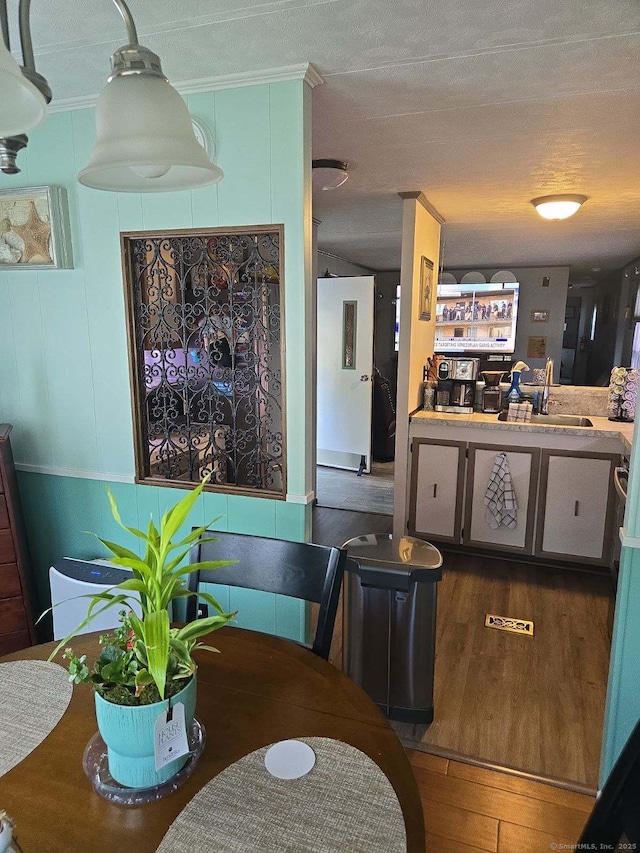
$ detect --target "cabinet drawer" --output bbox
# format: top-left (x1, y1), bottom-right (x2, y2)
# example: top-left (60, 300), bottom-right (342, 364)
top-left (0, 596), bottom-right (27, 635)
top-left (0, 630), bottom-right (31, 656)
top-left (0, 529), bottom-right (16, 564)
top-left (0, 563), bottom-right (22, 598)
top-left (0, 495), bottom-right (9, 529)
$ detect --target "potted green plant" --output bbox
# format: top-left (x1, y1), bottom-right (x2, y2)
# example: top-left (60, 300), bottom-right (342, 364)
top-left (45, 477), bottom-right (235, 789)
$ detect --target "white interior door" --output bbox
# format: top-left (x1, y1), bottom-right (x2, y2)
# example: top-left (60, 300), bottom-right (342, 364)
top-left (317, 276), bottom-right (375, 472)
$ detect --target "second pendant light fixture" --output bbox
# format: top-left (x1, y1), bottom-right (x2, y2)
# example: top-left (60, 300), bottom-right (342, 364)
top-left (1, 0), bottom-right (223, 192)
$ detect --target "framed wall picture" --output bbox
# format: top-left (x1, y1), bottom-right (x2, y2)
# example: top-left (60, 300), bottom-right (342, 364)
top-left (531, 309), bottom-right (549, 323)
top-left (419, 255), bottom-right (434, 320)
top-left (0, 186), bottom-right (73, 270)
top-left (527, 335), bottom-right (547, 358)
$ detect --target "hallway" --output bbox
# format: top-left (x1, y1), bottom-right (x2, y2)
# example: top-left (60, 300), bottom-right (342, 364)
top-left (315, 461), bottom-right (394, 515)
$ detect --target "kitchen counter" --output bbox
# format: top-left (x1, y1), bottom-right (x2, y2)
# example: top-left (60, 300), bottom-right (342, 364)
top-left (408, 409), bottom-right (629, 566)
top-left (411, 410), bottom-right (635, 453)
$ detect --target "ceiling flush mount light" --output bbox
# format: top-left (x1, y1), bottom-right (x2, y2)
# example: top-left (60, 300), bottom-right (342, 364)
top-left (312, 159), bottom-right (348, 190)
top-left (531, 194), bottom-right (587, 220)
top-left (0, 0), bottom-right (223, 191)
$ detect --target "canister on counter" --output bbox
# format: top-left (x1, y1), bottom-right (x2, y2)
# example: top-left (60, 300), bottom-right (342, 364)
top-left (423, 382), bottom-right (436, 411)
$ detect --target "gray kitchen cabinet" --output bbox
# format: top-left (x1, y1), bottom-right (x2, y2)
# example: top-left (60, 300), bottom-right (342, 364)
top-left (408, 438), bottom-right (466, 543)
top-left (535, 449), bottom-right (618, 565)
top-left (463, 443), bottom-right (540, 554)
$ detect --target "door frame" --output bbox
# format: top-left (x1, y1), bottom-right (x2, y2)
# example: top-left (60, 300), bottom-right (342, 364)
top-left (315, 273), bottom-right (376, 475)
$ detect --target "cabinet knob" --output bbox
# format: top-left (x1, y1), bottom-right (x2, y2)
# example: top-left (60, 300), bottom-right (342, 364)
top-left (574, 500), bottom-right (579, 517)
top-left (433, 483), bottom-right (438, 498)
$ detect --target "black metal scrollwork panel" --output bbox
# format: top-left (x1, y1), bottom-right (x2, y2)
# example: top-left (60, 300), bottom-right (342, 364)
top-left (122, 226), bottom-right (285, 498)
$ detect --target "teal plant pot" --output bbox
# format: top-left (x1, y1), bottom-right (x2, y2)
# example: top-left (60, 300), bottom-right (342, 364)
top-left (94, 677), bottom-right (196, 789)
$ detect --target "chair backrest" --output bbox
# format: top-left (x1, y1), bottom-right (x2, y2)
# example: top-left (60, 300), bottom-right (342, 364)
top-left (577, 718), bottom-right (640, 846)
top-left (187, 531), bottom-right (346, 660)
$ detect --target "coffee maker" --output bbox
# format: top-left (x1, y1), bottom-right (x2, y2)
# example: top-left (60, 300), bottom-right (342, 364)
top-left (480, 370), bottom-right (506, 413)
top-left (435, 357), bottom-right (480, 414)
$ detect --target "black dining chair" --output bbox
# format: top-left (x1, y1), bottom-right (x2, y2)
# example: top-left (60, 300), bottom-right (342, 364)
top-left (576, 717), bottom-right (640, 847)
top-left (186, 531), bottom-right (347, 660)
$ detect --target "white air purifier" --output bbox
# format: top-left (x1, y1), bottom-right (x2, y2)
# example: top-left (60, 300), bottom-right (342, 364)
top-left (49, 558), bottom-right (142, 640)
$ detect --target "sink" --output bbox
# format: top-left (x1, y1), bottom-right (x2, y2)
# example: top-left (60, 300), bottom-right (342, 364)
top-left (497, 412), bottom-right (593, 427)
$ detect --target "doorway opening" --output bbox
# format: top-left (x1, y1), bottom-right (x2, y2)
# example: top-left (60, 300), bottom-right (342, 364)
top-left (315, 270), bottom-right (399, 516)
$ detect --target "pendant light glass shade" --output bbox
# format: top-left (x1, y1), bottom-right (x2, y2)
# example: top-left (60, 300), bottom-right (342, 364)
top-left (0, 39), bottom-right (47, 136)
top-left (77, 74), bottom-right (223, 192)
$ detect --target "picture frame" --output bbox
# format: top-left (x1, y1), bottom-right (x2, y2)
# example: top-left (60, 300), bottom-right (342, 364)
top-left (419, 255), bottom-right (434, 320)
top-left (527, 335), bottom-right (547, 358)
top-left (531, 309), bottom-right (549, 323)
top-left (0, 186), bottom-right (73, 270)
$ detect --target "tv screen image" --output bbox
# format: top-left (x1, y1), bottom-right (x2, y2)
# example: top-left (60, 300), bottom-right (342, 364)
top-left (434, 282), bottom-right (519, 353)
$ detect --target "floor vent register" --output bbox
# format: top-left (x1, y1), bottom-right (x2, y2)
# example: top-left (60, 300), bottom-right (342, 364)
top-left (484, 614), bottom-right (534, 637)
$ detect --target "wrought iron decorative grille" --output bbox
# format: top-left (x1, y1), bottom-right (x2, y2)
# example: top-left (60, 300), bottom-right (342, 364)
top-left (122, 226), bottom-right (286, 498)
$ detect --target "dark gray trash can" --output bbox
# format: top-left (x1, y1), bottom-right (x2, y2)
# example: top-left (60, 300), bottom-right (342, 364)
top-left (342, 534), bottom-right (443, 724)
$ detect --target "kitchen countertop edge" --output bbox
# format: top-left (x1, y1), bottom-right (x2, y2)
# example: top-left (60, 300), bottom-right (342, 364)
top-left (411, 410), bottom-right (635, 452)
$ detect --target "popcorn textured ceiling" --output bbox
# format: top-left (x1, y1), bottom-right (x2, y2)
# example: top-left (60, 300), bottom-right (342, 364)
top-left (11, 0), bottom-right (640, 271)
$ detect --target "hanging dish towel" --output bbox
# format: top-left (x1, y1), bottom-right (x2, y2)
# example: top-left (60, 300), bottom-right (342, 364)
top-left (484, 452), bottom-right (518, 529)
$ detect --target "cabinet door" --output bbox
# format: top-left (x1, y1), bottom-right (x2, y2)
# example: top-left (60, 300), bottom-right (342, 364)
top-left (464, 444), bottom-right (539, 553)
top-left (408, 439), bottom-right (465, 543)
top-left (536, 450), bottom-right (617, 564)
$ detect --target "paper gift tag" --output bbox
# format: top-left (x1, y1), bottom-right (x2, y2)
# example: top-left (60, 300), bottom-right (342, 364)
top-left (154, 702), bottom-right (189, 771)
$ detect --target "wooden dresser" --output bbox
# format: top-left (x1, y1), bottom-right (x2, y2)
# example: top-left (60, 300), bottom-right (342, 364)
top-left (0, 424), bottom-right (36, 655)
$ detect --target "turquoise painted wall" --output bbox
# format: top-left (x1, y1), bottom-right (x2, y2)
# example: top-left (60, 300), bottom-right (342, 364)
top-left (600, 415), bottom-right (640, 784)
top-left (18, 471), bottom-right (308, 640)
top-left (600, 544), bottom-right (640, 784)
top-left (0, 80), bottom-right (313, 641)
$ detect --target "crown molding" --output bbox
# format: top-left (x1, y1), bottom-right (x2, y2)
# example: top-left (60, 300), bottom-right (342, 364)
top-left (48, 62), bottom-right (323, 114)
top-left (398, 191), bottom-right (445, 225)
top-left (317, 248), bottom-right (376, 273)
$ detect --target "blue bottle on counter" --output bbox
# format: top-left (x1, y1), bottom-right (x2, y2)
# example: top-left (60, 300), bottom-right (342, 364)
top-left (506, 373), bottom-right (522, 404)
top-left (505, 360), bottom-right (530, 405)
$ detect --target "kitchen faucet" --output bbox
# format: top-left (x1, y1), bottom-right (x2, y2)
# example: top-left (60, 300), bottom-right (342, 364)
top-left (540, 357), bottom-right (553, 415)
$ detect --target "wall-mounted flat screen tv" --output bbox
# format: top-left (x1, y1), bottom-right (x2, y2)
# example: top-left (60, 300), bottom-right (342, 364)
top-left (434, 282), bottom-right (519, 353)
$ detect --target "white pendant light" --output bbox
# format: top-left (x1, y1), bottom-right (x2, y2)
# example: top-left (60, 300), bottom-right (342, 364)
top-left (0, 0), bottom-right (222, 190)
top-left (0, 36), bottom-right (47, 137)
top-left (531, 194), bottom-right (587, 220)
top-left (78, 72), bottom-right (223, 192)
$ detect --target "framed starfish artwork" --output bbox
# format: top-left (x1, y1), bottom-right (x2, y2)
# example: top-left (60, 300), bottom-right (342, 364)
top-left (0, 186), bottom-right (73, 270)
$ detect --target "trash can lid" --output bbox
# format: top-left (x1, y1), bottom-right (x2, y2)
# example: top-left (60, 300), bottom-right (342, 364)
top-left (342, 534), bottom-right (443, 583)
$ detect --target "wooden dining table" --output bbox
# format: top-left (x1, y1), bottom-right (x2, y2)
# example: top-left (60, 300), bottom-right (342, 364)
top-left (0, 627), bottom-right (425, 852)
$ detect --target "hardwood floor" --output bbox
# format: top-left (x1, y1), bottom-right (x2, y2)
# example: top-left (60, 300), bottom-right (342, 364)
top-left (316, 461), bottom-right (394, 515)
top-left (395, 550), bottom-right (612, 789)
top-left (312, 507), bottom-right (613, 789)
top-left (312, 505), bottom-right (393, 548)
top-left (407, 749), bottom-right (593, 852)
top-left (312, 507), bottom-right (601, 849)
